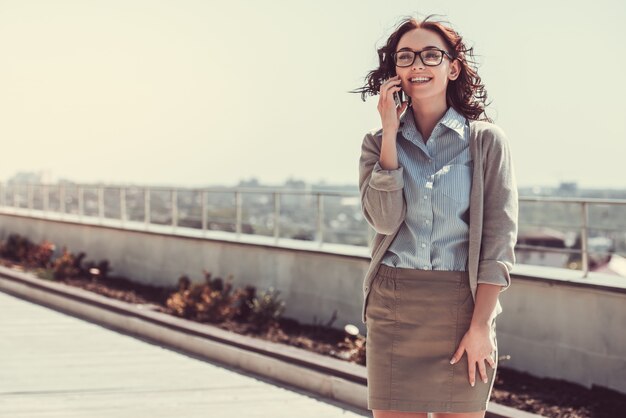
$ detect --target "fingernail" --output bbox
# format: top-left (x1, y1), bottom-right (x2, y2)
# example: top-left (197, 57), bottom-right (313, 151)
top-left (483, 378), bottom-right (488, 383)
top-left (449, 358), bottom-right (455, 364)
top-left (471, 381), bottom-right (475, 387)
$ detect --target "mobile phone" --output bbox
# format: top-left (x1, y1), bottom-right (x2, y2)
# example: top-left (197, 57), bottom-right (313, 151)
top-left (393, 88), bottom-right (403, 109)
top-left (383, 77), bottom-right (404, 108)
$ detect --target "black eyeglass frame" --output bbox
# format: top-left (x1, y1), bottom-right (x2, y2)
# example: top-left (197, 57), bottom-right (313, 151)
top-left (392, 47), bottom-right (455, 67)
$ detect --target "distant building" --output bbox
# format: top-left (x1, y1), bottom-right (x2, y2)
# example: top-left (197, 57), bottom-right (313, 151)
top-left (6, 171), bottom-right (45, 185)
top-left (557, 181), bottom-right (578, 195)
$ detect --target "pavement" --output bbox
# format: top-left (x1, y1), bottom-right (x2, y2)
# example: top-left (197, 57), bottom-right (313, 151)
top-left (0, 290), bottom-right (368, 418)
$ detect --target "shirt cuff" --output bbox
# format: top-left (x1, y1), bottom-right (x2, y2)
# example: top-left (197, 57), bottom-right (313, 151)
top-left (369, 160), bottom-right (404, 191)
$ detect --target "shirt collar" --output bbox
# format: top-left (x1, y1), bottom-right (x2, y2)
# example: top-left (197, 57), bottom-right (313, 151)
top-left (398, 105), bottom-right (467, 141)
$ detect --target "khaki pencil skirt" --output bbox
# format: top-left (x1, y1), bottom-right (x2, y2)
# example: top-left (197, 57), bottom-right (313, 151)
top-left (365, 263), bottom-right (498, 413)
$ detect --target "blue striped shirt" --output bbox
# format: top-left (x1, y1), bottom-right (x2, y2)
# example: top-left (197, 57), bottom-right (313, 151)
top-left (376, 105), bottom-right (507, 285)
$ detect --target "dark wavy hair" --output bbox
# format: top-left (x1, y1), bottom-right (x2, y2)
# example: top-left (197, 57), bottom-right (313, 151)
top-left (349, 14), bottom-right (493, 122)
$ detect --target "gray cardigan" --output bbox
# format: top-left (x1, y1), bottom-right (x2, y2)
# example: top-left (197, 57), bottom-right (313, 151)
top-left (358, 118), bottom-right (519, 324)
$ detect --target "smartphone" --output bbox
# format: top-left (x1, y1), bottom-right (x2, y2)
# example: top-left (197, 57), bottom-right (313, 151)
top-left (384, 77), bottom-right (404, 108)
top-left (393, 88), bottom-right (403, 109)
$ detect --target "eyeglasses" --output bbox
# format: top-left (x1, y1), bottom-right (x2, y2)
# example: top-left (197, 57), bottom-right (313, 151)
top-left (393, 48), bottom-right (454, 67)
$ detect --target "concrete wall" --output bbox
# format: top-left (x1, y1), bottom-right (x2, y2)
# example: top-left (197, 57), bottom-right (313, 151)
top-left (1, 212), bottom-right (624, 395)
top-left (0, 213), bottom-right (367, 331)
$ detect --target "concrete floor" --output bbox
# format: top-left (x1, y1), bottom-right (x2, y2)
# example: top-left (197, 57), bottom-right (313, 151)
top-left (0, 291), bottom-right (369, 418)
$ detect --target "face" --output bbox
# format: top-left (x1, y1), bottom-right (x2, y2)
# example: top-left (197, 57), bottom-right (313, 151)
top-left (394, 28), bottom-right (460, 105)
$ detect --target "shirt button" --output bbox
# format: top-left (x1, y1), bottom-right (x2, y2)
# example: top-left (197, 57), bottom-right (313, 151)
top-left (423, 265), bottom-right (429, 269)
top-left (421, 243), bottom-right (426, 248)
top-left (423, 195), bottom-right (428, 199)
top-left (425, 219), bottom-right (430, 224)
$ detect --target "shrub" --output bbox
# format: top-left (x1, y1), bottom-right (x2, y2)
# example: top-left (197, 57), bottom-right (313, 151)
top-left (0, 233), bottom-right (35, 263)
top-left (247, 287), bottom-right (286, 332)
top-left (0, 233), bottom-right (55, 269)
top-left (26, 240), bottom-right (55, 268)
top-left (165, 270), bottom-right (286, 332)
top-left (232, 285), bottom-right (256, 322)
top-left (165, 272), bottom-right (241, 323)
top-left (52, 248), bottom-right (83, 280)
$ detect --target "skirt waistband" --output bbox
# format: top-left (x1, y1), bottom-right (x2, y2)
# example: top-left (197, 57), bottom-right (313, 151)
top-left (377, 263), bottom-right (470, 281)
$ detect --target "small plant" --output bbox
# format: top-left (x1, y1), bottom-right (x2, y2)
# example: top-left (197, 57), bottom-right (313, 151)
top-left (247, 287), bottom-right (286, 333)
top-left (165, 275), bottom-right (196, 318)
top-left (0, 234), bottom-right (57, 269)
top-left (0, 233), bottom-right (111, 282)
top-left (196, 271), bottom-right (237, 322)
top-left (26, 240), bottom-right (55, 268)
top-left (165, 271), bottom-right (241, 323)
top-left (231, 285), bottom-right (256, 321)
top-left (0, 233), bottom-right (35, 263)
top-left (52, 248), bottom-right (83, 280)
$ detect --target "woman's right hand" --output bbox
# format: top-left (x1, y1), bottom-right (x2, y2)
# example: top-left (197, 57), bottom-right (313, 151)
top-left (377, 75), bottom-right (409, 134)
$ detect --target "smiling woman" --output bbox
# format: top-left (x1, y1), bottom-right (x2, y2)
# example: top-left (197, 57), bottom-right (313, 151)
top-left (350, 14), bottom-right (492, 123)
top-left (349, 12), bottom-right (519, 418)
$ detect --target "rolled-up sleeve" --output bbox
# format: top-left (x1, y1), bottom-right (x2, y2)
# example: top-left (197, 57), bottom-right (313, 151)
top-left (369, 160), bottom-right (404, 191)
top-left (358, 132), bottom-right (407, 235)
top-left (478, 127), bottom-right (519, 292)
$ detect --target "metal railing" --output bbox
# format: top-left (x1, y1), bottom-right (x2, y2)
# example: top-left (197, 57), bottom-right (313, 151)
top-left (1, 182), bottom-right (625, 278)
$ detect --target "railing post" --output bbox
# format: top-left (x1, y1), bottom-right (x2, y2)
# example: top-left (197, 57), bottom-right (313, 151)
top-left (43, 184), bottom-right (49, 217)
top-left (27, 183), bottom-right (34, 215)
top-left (581, 201), bottom-right (589, 278)
top-left (201, 190), bottom-right (207, 235)
top-left (235, 190), bottom-right (242, 238)
top-left (98, 186), bottom-right (104, 224)
top-left (273, 192), bottom-right (280, 245)
top-left (317, 192), bottom-right (324, 248)
top-left (171, 189), bottom-right (178, 231)
top-left (59, 183), bottom-right (65, 216)
top-left (78, 186), bottom-right (83, 220)
top-left (120, 187), bottom-right (127, 227)
top-left (144, 188), bottom-right (151, 230)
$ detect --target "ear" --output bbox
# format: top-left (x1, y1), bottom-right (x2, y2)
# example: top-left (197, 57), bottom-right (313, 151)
top-left (448, 59), bottom-right (461, 81)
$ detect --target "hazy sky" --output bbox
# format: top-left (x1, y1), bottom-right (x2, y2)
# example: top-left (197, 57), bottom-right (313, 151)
top-left (1, 0), bottom-right (624, 189)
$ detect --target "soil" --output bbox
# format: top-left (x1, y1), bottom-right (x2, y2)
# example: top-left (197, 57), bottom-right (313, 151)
top-left (2, 260), bottom-right (624, 418)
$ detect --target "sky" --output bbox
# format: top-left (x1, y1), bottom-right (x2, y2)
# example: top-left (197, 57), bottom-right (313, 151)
top-left (0, 0), bottom-right (624, 189)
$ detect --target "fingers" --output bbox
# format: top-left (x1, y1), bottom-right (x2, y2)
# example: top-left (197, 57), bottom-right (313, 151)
top-left (449, 343), bottom-right (463, 365)
top-left (377, 76), bottom-right (406, 129)
top-left (468, 356), bottom-right (494, 387)
top-left (451, 331), bottom-right (497, 387)
top-left (487, 352), bottom-right (496, 369)
top-left (468, 360), bottom-right (476, 387)
top-left (478, 359), bottom-right (488, 384)
top-left (396, 100), bottom-right (409, 116)
top-left (379, 75), bottom-right (401, 93)
top-left (379, 76), bottom-right (402, 104)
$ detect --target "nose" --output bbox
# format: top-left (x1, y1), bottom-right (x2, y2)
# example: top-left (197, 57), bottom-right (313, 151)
top-left (412, 55), bottom-right (426, 69)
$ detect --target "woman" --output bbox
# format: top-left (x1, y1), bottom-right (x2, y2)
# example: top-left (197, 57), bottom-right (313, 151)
top-left (351, 14), bottom-right (519, 417)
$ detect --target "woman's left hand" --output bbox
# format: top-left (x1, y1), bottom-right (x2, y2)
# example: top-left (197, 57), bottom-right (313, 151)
top-left (449, 323), bottom-right (496, 387)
